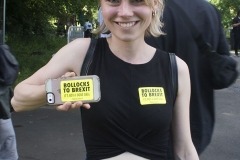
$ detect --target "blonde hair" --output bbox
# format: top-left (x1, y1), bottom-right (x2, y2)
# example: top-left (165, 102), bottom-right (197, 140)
top-left (94, 0), bottom-right (164, 37)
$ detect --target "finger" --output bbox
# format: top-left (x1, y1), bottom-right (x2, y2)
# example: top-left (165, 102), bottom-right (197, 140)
top-left (61, 72), bottom-right (76, 78)
top-left (56, 102), bottom-right (71, 111)
top-left (68, 72), bottom-right (76, 77)
top-left (69, 102), bottom-right (90, 110)
top-left (65, 72), bottom-right (76, 77)
top-left (83, 103), bottom-right (91, 109)
top-left (61, 72), bottom-right (70, 78)
top-left (70, 101), bottom-right (83, 110)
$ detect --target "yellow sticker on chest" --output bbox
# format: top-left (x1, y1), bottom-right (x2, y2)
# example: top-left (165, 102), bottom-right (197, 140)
top-left (60, 79), bottom-right (93, 102)
top-left (138, 87), bottom-right (166, 105)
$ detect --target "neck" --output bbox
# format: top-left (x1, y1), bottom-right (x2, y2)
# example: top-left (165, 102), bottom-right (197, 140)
top-left (106, 37), bottom-right (155, 64)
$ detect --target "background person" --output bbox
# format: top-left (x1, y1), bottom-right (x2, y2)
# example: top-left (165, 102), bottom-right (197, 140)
top-left (0, 116), bottom-right (18, 160)
top-left (145, 0), bottom-right (231, 157)
top-left (232, 10), bottom-right (240, 57)
top-left (84, 19), bottom-right (93, 38)
top-left (11, 0), bottom-right (199, 159)
top-left (0, 32), bottom-right (18, 160)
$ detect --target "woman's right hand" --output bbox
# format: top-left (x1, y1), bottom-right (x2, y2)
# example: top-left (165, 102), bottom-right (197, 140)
top-left (56, 101), bottom-right (90, 111)
top-left (55, 72), bottom-right (91, 111)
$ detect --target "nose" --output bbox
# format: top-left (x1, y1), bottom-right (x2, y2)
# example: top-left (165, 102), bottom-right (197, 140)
top-left (118, 1), bottom-right (134, 17)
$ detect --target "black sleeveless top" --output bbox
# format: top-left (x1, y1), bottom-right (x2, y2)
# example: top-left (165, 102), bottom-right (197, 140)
top-left (81, 38), bottom-right (174, 160)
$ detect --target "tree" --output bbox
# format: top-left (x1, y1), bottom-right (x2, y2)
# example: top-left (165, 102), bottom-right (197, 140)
top-left (5, 0), bottom-right (98, 36)
top-left (209, 0), bottom-right (240, 28)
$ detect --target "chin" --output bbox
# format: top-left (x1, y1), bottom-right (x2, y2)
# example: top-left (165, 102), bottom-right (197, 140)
top-left (115, 33), bottom-right (140, 42)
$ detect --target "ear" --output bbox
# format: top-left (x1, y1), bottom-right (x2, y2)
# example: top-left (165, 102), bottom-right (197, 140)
top-left (153, 0), bottom-right (159, 12)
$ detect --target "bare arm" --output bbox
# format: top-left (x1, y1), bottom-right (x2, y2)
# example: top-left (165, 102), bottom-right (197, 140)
top-left (11, 38), bottom-right (91, 112)
top-left (172, 57), bottom-right (199, 160)
top-left (232, 18), bottom-right (240, 27)
top-left (233, 22), bottom-right (240, 27)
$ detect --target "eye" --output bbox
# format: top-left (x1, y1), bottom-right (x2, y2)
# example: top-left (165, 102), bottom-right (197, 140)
top-left (131, 0), bottom-right (145, 3)
top-left (108, 0), bottom-right (120, 3)
top-left (130, 0), bottom-right (146, 5)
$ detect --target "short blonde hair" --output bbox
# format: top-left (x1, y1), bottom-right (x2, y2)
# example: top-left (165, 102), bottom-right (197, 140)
top-left (94, 0), bottom-right (164, 37)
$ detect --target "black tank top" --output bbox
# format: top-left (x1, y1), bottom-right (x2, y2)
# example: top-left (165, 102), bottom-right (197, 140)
top-left (81, 38), bottom-right (174, 160)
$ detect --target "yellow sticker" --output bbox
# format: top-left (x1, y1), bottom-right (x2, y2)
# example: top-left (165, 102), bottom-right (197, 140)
top-left (138, 87), bottom-right (166, 105)
top-left (60, 79), bottom-right (93, 102)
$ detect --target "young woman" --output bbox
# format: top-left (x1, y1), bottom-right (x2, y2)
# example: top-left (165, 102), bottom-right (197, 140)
top-left (11, 0), bottom-right (199, 159)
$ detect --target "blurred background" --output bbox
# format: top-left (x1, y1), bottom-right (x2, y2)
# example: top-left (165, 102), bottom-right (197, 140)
top-left (0, 0), bottom-right (239, 83)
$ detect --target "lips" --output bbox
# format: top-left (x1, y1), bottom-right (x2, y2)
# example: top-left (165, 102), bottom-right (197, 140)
top-left (117, 22), bottom-right (137, 28)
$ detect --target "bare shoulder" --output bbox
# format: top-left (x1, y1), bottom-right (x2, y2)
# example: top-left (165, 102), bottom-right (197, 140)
top-left (24, 38), bottom-right (92, 84)
top-left (175, 56), bottom-right (190, 95)
top-left (58, 38), bottom-right (91, 57)
top-left (49, 38), bottom-right (92, 76)
top-left (175, 56), bottom-right (189, 74)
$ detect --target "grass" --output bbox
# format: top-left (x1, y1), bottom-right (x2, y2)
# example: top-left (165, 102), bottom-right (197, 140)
top-left (7, 34), bottom-right (67, 87)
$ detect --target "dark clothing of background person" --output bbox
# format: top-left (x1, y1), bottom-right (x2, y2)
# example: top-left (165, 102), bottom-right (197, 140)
top-left (84, 20), bottom-right (93, 38)
top-left (145, 0), bottom-right (230, 156)
top-left (232, 15), bottom-right (240, 56)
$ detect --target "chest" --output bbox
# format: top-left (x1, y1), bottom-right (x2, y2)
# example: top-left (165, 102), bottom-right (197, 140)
top-left (84, 44), bottom-right (174, 134)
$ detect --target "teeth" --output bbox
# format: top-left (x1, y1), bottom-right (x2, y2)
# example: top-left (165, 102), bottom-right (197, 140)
top-left (118, 22), bottom-right (135, 28)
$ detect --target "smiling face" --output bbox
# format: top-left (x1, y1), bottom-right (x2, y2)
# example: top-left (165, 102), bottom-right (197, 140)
top-left (100, 0), bottom-right (156, 41)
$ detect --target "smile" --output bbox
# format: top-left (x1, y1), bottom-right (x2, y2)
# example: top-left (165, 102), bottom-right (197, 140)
top-left (117, 22), bottom-right (137, 28)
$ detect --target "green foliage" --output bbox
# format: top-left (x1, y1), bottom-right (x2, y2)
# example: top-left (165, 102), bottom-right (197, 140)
top-left (6, 0), bottom-right (99, 36)
top-left (4, 0), bottom-right (99, 86)
top-left (6, 34), bottom-right (67, 86)
top-left (209, 0), bottom-right (240, 28)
